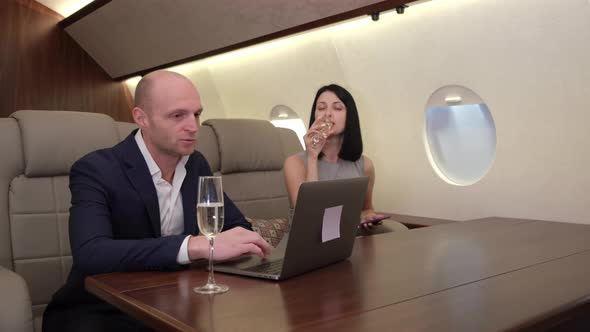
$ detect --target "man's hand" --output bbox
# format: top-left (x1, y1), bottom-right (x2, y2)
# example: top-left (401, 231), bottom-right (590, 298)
top-left (187, 227), bottom-right (272, 261)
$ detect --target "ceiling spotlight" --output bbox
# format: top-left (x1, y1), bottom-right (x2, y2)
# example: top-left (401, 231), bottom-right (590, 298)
top-left (370, 12), bottom-right (380, 21)
top-left (396, 5), bottom-right (408, 14)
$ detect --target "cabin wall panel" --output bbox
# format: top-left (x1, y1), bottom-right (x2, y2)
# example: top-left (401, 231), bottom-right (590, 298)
top-left (205, 36), bottom-right (349, 122)
top-left (329, 0), bottom-right (590, 223)
top-left (0, 0), bottom-right (132, 121)
top-left (125, 0), bottom-right (590, 224)
top-left (187, 66), bottom-right (229, 121)
top-left (125, 66), bottom-right (229, 122)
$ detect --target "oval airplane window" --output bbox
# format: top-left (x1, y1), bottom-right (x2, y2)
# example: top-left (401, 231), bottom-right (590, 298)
top-left (424, 85), bottom-right (496, 186)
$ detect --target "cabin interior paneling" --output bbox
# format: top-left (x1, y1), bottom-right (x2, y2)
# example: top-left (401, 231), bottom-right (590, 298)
top-left (0, 0), bottom-right (132, 121)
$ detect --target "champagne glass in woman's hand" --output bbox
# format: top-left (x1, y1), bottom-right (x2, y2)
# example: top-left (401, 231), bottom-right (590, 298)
top-left (193, 176), bottom-right (228, 294)
top-left (309, 117), bottom-right (333, 147)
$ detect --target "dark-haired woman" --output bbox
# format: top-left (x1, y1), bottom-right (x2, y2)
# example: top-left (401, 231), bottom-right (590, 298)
top-left (284, 84), bottom-right (402, 232)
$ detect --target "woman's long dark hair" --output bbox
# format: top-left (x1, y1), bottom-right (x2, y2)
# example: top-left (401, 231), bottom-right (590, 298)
top-left (309, 84), bottom-right (363, 161)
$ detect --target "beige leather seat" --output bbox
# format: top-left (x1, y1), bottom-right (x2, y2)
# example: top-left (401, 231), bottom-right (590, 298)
top-left (0, 110), bottom-right (301, 332)
top-left (202, 119), bottom-right (302, 218)
top-left (0, 111), bottom-right (136, 332)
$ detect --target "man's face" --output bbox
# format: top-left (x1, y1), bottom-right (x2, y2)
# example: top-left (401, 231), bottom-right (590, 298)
top-left (140, 76), bottom-right (203, 159)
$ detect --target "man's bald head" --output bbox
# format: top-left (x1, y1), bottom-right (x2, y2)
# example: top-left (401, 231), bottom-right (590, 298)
top-left (134, 70), bottom-right (196, 112)
top-left (131, 70), bottom-right (203, 161)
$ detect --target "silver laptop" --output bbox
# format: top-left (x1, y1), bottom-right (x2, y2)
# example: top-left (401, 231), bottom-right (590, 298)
top-left (214, 177), bottom-right (369, 280)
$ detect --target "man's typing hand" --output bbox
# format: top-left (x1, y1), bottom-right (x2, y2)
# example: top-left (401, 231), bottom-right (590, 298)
top-left (187, 227), bottom-right (272, 262)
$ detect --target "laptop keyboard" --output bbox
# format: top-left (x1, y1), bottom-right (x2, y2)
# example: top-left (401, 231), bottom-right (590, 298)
top-left (244, 260), bottom-right (284, 274)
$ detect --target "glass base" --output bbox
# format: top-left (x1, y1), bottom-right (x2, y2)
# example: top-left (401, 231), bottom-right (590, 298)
top-left (193, 283), bottom-right (229, 295)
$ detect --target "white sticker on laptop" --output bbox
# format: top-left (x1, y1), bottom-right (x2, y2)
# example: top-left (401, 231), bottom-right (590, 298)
top-left (321, 205), bottom-right (343, 242)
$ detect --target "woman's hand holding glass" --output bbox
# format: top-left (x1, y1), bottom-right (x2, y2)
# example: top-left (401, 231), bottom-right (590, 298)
top-left (304, 116), bottom-right (334, 155)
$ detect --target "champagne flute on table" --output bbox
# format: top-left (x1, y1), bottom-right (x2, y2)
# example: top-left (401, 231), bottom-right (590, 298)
top-left (194, 176), bottom-right (228, 294)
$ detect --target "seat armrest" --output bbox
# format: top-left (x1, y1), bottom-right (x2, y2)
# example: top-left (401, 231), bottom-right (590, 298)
top-left (378, 212), bottom-right (456, 229)
top-left (0, 267), bottom-right (34, 332)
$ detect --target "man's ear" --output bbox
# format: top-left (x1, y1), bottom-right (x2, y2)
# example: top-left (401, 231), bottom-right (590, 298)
top-left (132, 107), bottom-right (148, 128)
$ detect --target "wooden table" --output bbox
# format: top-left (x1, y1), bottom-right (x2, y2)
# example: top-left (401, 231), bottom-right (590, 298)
top-left (86, 218), bottom-right (590, 331)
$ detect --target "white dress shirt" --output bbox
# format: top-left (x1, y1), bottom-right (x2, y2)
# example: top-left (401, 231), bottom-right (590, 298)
top-left (135, 130), bottom-right (192, 264)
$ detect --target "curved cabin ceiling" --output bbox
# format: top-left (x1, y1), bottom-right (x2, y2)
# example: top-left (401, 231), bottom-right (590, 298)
top-left (50, 0), bottom-right (416, 79)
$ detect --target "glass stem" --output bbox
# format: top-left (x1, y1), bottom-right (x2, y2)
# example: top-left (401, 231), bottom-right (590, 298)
top-left (207, 237), bottom-right (216, 285)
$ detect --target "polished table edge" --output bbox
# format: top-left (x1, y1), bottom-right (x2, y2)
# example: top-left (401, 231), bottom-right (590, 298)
top-left (85, 218), bottom-right (590, 331)
top-left (86, 276), bottom-right (196, 332)
top-left (524, 295), bottom-right (590, 331)
top-left (377, 212), bottom-right (457, 228)
top-left (87, 218), bottom-right (537, 289)
top-left (483, 249), bottom-right (590, 331)
top-left (378, 214), bottom-right (580, 229)
top-left (299, 249), bottom-right (590, 332)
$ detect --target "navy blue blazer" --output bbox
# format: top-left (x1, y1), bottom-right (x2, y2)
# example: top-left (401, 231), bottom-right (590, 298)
top-left (49, 130), bottom-right (251, 307)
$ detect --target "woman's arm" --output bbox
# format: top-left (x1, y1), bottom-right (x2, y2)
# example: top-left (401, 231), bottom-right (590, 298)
top-left (283, 154), bottom-right (316, 208)
top-left (283, 118), bottom-right (329, 207)
top-left (360, 156), bottom-right (384, 226)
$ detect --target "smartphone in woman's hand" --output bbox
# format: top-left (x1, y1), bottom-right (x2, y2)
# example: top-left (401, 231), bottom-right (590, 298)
top-left (360, 215), bottom-right (391, 225)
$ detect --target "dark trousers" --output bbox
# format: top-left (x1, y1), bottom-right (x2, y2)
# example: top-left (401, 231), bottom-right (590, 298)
top-left (42, 301), bottom-right (154, 332)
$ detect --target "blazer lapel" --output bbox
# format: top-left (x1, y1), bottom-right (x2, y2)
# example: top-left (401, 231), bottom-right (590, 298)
top-left (117, 132), bottom-right (162, 237)
top-left (181, 155), bottom-right (197, 235)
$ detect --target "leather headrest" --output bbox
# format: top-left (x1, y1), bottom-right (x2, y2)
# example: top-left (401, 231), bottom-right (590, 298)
top-left (196, 125), bottom-right (220, 172)
top-left (203, 119), bottom-right (283, 174)
top-left (11, 111), bottom-right (119, 177)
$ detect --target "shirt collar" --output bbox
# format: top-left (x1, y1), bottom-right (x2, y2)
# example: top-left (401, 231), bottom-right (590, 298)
top-left (135, 129), bottom-right (189, 178)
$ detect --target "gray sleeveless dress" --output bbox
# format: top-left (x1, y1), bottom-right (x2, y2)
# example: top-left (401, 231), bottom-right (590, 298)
top-left (297, 151), bottom-right (365, 180)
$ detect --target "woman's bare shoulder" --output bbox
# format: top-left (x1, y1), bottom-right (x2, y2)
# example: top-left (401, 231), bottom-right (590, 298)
top-left (361, 155), bottom-right (375, 174)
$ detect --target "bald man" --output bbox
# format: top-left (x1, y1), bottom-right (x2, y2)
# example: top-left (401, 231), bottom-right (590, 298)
top-left (43, 71), bottom-right (271, 332)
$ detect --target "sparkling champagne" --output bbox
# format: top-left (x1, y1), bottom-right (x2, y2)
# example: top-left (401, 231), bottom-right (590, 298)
top-left (197, 202), bottom-right (224, 238)
top-left (310, 119), bottom-right (333, 146)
